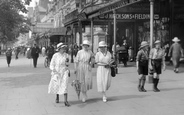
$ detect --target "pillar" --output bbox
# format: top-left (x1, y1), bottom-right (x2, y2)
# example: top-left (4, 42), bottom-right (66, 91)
top-left (113, 9), bottom-right (118, 74)
top-left (91, 19), bottom-right (94, 52)
top-left (148, 0), bottom-right (154, 83)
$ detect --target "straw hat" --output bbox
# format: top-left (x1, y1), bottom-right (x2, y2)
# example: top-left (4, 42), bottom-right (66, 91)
top-left (154, 40), bottom-right (161, 44)
top-left (82, 40), bottom-right (90, 46)
top-left (98, 41), bottom-right (107, 47)
top-left (172, 37), bottom-right (180, 42)
top-left (57, 42), bottom-right (66, 50)
top-left (140, 41), bottom-right (149, 49)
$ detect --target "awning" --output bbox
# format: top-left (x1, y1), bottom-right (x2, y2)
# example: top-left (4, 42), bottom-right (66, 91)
top-left (80, 0), bottom-right (144, 19)
top-left (49, 27), bottom-right (67, 36)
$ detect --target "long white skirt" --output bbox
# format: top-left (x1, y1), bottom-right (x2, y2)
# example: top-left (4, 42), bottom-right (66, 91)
top-left (96, 66), bottom-right (111, 92)
top-left (48, 70), bottom-right (69, 95)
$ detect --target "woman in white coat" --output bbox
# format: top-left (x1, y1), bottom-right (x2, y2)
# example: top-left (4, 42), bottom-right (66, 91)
top-left (95, 41), bottom-right (112, 102)
top-left (48, 42), bottom-right (70, 107)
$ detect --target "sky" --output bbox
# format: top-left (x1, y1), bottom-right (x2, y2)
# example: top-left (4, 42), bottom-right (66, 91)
top-left (20, 0), bottom-right (39, 16)
top-left (28, 0), bottom-right (39, 7)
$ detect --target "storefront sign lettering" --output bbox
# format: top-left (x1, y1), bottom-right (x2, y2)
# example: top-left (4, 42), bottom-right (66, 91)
top-left (98, 13), bottom-right (159, 20)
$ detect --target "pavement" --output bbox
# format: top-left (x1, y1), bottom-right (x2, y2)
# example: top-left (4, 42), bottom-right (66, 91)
top-left (0, 55), bottom-right (184, 115)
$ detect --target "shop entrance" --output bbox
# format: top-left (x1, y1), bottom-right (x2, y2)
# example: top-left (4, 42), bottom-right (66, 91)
top-left (116, 22), bottom-right (135, 48)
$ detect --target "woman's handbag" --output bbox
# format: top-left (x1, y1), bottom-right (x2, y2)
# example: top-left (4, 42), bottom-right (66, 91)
top-left (110, 60), bottom-right (116, 77)
top-left (111, 66), bottom-right (116, 77)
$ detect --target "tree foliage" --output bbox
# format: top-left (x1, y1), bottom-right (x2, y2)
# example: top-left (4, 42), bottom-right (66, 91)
top-left (0, 0), bottom-right (32, 43)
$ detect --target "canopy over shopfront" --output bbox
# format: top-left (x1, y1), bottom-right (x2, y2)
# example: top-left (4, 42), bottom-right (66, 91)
top-left (49, 27), bottom-right (67, 36)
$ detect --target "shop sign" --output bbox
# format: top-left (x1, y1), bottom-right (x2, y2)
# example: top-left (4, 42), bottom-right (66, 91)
top-left (99, 0), bottom-right (143, 15)
top-left (64, 10), bottom-right (78, 23)
top-left (98, 13), bottom-right (159, 20)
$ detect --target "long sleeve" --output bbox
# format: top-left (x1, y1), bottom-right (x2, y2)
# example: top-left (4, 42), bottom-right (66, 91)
top-left (95, 52), bottom-right (99, 63)
top-left (168, 45), bottom-right (173, 57)
top-left (50, 54), bottom-right (56, 71)
top-left (74, 50), bottom-right (80, 63)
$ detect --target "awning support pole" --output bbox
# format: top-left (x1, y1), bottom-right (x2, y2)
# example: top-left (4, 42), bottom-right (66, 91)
top-left (150, 0), bottom-right (154, 48)
top-left (91, 19), bottom-right (94, 52)
top-left (148, 0), bottom-right (154, 83)
top-left (113, 10), bottom-right (118, 74)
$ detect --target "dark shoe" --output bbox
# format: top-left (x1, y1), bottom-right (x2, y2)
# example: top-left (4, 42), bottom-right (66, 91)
top-left (141, 86), bottom-right (147, 92)
top-left (55, 99), bottom-right (59, 103)
top-left (155, 79), bottom-right (160, 92)
top-left (64, 101), bottom-right (70, 107)
top-left (56, 94), bottom-right (59, 103)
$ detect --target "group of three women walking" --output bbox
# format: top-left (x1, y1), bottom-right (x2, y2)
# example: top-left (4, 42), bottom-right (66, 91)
top-left (48, 40), bottom-right (113, 107)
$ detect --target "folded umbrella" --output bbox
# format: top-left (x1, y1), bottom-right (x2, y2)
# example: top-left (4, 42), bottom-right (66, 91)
top-left (71, 79), bottom-right (81, 100)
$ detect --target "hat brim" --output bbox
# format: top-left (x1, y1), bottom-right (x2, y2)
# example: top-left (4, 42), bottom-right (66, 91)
top-left (99, 45), bottom-right (107, 47)
top-left (82, 44), bottom-right (90, 46)
top-left (172, 39), bottom-right (180, 42)
top-left (57, 45), bottom-right (67, 50)
top-left (140, 44), bottom-right (149, 49)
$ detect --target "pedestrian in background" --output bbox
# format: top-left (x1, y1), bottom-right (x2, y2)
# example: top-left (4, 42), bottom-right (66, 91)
top-left (48, 42), bottom-right (70, 106)
top-left (95, 41), bottom-right (112, 102)
top-left (31, 44), bottom-right (40, 68)
top-left (168, 37), bottom-right (184, 73)
top-left (136, 41), bottom-right (149, 92)
top-left (149, 40), bottom-right (166, 92)
top-left (74, 40), bottom-right (94, 103)
top-left (41, 46), bottom-right (46, 57)
top-left (46, 43), bottom-right (55, 63)
top-left (6, 48), bottom-right (12, 67)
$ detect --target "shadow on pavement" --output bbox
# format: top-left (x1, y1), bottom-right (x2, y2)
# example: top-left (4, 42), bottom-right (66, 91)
top-left (161, 87), bottom-right (184, 92)
top-left (0, 73), bottom-right (50, 88)
top-left (108, 95), bottom-right (148, 102)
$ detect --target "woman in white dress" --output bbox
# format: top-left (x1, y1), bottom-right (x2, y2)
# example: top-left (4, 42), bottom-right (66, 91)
top-left (95, 41), bottom-right (112, 102)
top-left (48, 42), bottom-right (70, 107)
top-left (74, 40), bottom-right (94, 102)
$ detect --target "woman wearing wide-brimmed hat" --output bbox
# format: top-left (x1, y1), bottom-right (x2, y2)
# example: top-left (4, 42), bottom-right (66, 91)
top-left (95, 41), bottom-right (112, 102)
top-left (168, 37), bottom-right (184, 73)
top-left (136, 41), bottom-right (149, 92)
top-left (149, 40), bottom-right (166, 92)
top-left (74, 40), bottom-right (94, 102)
top-left (48, 42), bottom-right (70, 107)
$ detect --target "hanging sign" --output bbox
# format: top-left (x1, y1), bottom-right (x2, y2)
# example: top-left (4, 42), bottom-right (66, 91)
top-left (98, 13), bottom-right (159, 20)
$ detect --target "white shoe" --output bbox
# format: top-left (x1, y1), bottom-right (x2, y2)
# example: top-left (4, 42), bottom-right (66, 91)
top-left (103, 96), bottom-right (107, 102)
top-left (82, 98), bottom-right (86, 103)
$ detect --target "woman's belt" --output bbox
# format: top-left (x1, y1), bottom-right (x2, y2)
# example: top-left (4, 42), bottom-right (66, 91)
top-left (79, 61), bottom-right (89, 64)
top-left (151, 59), bottom-right (162, 61)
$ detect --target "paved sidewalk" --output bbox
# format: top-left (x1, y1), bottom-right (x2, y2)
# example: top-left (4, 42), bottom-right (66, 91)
top-left (0, 57), bottom-right (184, 115)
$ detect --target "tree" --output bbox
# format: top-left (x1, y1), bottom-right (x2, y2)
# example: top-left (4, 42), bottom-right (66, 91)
top-left (0, 0), bottom-right (32, 43)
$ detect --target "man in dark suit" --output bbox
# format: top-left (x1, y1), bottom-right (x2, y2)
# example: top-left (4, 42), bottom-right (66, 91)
top-left (31, 44), bottom-right (40, 68)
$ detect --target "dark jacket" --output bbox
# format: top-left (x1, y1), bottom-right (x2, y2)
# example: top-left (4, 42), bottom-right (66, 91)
top-left (31, 46), bottom-right (40, 58)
